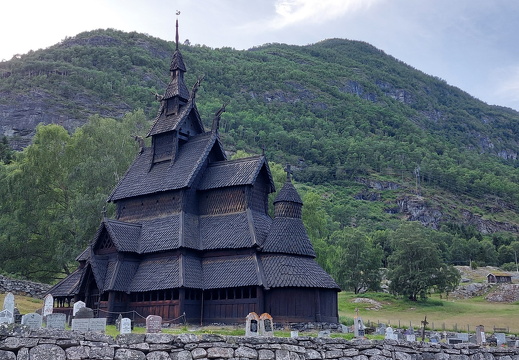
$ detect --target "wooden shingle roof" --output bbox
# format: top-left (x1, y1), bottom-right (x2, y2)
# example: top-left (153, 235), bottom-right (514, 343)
top-left (198, 156), bottom-right (275, 192)
top-left (47, 268), bottom-right (84, 297)
top-left (262, 217), bottom-right (316, 257)
top-left (261, 254), bottom-right (339, 289)
top-left (129, 256), bottom-right (182, 292)
top-left (200, 211), bottom-right (257, 250)
top-left (274, 180), bottom-right (302, 204)
top-left (108, 132), bottom-right (223, 201)
top-left (202, 255), bottom-right (263, 289)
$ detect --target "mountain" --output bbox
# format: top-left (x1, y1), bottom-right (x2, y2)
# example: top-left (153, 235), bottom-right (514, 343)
top-left (1, 29), bottom-right (519, 266)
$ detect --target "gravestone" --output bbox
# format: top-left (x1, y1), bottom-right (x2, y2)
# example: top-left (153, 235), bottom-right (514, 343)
top-left (354, 316), bottom-right (365, 338)
top-left (448, 338), bottom-right (463, 345)
top-left (21, 313), bottom-right (43, 329)
top-left (377, 324), bottom-right (386, 335)
top-left (3, 292), bottom-right (15, 315)
top-left (385, 326), bottom-right (398, 341)
top-left (89, 318), bottom-right (107, 333)
top-left (406, 334), bottom-right (416, 342)
top-left (259, 313), bottom-right (274, 337)
top-left (46, 313), bottom-right (66, 330)
top-left (245, 312), bottom-right (259, 337)
top-left (43, 294), bottom-right (54, 317)
top-left (120, 318), bottom-right (132, 334)
top-left (74, 307), bottom-right (94, 319)
top-left (146, 315), bottom-right (162, 333)
top-left (71, 318), bottom-right (90, 332)
top-left (318, 330), bottom-right (331, 338)
top-left (290, 330), bottom-right (299, 338)
top-left (115, 314), bottom-right (123, 331)
top-left (73, 301), bottom-right (86, 316)
top-left (476, 325), bottom-right (486, 345)
top-left (495, 333), bottom-right (506, 345)
top-left (457, 333), bottom-right (469, 342)
top-left (0, 309), bottom-right (14, 324)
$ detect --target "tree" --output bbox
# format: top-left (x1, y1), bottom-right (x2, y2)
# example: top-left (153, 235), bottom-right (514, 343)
top-left (330, 228), bottom-right (383, 293)
top-left (387, 223), bottom-right (458, 301)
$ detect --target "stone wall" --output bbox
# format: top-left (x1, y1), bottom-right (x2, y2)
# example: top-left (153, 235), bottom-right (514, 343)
top-left (0, 275), bottom-right (51, 299)
top-left (1, 325), bottom-right (519, 360)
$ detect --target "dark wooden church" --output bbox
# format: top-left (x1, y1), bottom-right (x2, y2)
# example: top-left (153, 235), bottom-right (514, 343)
top-left (48, 22), bottom-right (340, 324)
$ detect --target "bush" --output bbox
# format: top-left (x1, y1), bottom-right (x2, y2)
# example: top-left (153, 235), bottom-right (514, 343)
top-left (501, 262), bottom-right (518, 272)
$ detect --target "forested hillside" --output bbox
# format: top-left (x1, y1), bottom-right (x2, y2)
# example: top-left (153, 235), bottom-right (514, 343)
top-left (1, 29), bottom-right (519, 292)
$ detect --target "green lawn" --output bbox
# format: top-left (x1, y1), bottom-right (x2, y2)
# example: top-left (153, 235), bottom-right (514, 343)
top-left (340, 292), bottom-right (519, 334)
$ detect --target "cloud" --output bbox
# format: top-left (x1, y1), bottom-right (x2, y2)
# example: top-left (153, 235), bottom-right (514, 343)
top-left (269, 0), bottom-right (383, 28)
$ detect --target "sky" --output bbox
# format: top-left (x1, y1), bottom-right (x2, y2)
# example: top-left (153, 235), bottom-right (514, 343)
top-left (2, 0), bottom-right (519, 112)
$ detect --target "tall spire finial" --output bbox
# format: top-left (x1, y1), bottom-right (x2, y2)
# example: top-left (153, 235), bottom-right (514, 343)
top-left (175, 10), bottom-right (181, 50)
top-left (285, 164), bottom-right (292, 182)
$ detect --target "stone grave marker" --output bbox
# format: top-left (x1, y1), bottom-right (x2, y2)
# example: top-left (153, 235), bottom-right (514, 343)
top-left (290, 330), bottom-right (299, 338)
top-left (73, 300), bottom-right (86, 316)
top-left (89, 318), bottom-right (107, 333)
top-left (71, 318), bottom-right (91, 332)
top-left (448, 338), bottom-right (463, 345)
top-left (3, 292), bottom-right (15, 315)
top-left (385, 326), bottom-right (398, 340)
top-left (115, 314), bottom-right (123, 331)
top-left (120, 318), bottom-right (132, 334)
top-left (457, 333), bottom-right (469, 342)
top-left (0, 309), bottom-right (14, 324)
top-left (376, 324), bottom-right (386, 335)
top-left (405, 327), bottom-right (416, 342)
top-left (245, 312), bottom-right (259, 337)
top-left (354, 316), bottom-right (365, 338)
top-left (74, 307), bottom-right (94, 319)
top-left (318, 330), bottom-right (331, 338)
top-left (21, 313), bottom-right (43, 330)
top-left (495, 333), bottom-right (506, 346)
top-left (259, 313), bottom-right (274, 337)
top-left (476, 325), bottom-right (486, 345)
top-left (46, 313), bottom-right (66, 330)
top-left (43, 294), bottom-right (54, 317)
top-left (146, 315), bottom-right (162, 333)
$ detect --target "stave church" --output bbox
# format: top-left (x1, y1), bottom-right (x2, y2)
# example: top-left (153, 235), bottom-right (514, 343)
top-left (48, 21), bottom-right (340, 325)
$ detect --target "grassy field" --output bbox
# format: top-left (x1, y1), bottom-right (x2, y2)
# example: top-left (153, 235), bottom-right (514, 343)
top-left (2, 291), bottom-right (519, 335)
top-left (340, 292), bottom-right (519, 334)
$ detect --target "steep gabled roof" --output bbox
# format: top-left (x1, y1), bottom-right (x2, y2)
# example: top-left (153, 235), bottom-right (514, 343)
top-left (198, 156), bottom-right (275, 192)
top-left (104, 219), bottom-right (141, 252)
top-left (47, 268), bottom-right (84, 297)
top-left (138, 214), bottom-right (182, 253)
top-left (262, 217), bottom-right (316, 257)
top-left (147, 97), bottom-right (204, 137)
top-left (108, 132), bottom-right (224, 201)
top-left (261, 254), bottom-right (339, 289)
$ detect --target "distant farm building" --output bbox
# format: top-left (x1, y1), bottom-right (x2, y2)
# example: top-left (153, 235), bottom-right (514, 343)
top-left (487, 272), bottom-right (512, 284)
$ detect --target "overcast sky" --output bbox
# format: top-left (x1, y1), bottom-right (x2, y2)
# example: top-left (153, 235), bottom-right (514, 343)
top-left (2, 0), bottom-right (519, 111)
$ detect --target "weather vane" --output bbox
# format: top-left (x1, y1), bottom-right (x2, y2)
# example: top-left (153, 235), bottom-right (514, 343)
top-left (176, 10), bottom-right (181, 16)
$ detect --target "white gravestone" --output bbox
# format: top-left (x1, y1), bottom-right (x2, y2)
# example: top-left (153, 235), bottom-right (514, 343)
top-left (385, 326), bottom-right (398, 340)
top-left (21, 313), bottom-right (43, 329)
top-left (354, 317), bottom-right (365, 338)
top-left (245, 312), bottom-right (259, 337)
top-left (43, 294), bottom-right (54, 317)
top-left (73, 301), bottom-right (86, 316)
top-left (0, 310), bottom-right (14, 324)
top-left (46, 313), bottom-right (66, 330)
top-left (495, 333), bottom-right (506, 346)
top-left (3, 292), bottom-right (15, 315)
top-left (120, 318), bottom-right (132, 334)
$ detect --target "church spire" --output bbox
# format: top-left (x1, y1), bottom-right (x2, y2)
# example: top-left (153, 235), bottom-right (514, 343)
top-left (175, 11), bottom-right (180, 50)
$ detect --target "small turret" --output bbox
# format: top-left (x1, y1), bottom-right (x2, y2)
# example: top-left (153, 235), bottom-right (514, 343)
top-left (273, 165), bottom-right (303, 219)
